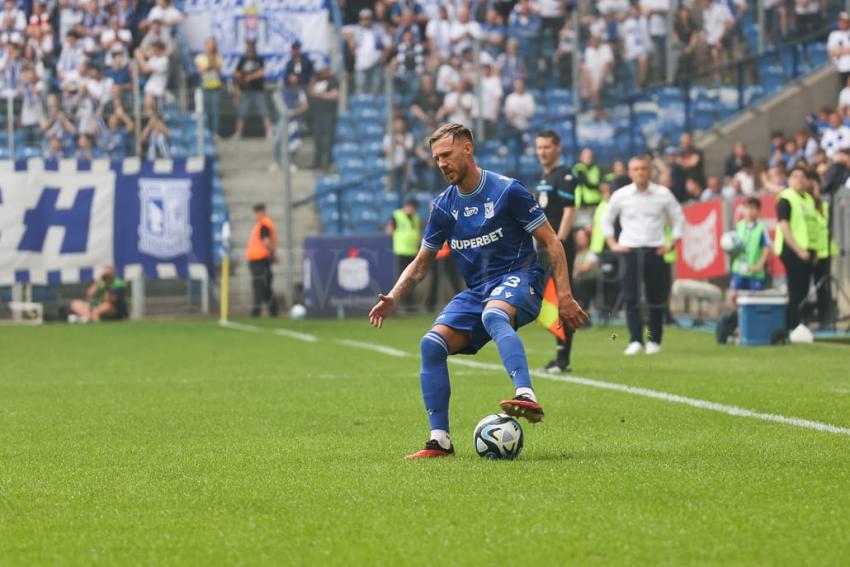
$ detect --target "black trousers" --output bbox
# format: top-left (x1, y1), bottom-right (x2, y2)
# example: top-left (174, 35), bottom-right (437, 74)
top-left (814, 257), bottom-right (832, 326)
top-left (249, 258), bottom-right (278, 316)
top-left (538, 236), bottom-right (576, 367)
top-left (780, 250), bottom-right (814, 330)
top-left (622, 249), bottom-right (670, 345)
top-left (312, 110), bottom-right (336, 169)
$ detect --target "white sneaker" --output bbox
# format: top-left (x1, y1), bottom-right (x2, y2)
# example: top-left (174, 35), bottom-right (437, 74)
top-left (645, 342), bottom-right (661, 355)
top-left (624, 341), bottom-right (644, 356)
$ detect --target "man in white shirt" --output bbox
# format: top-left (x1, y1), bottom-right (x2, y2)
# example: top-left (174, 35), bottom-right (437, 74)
top-left (702, 0), bottom-right (734, 72)
top-left (620, 5), bottom-right (650, 90)
top-left (827, 12), bottom-right (850, 89)
top-left (504, 78), bottom-right (535, 131)
top-left (602, 156), bottom-right (684, 356)
top-left (425, 6), bottom-right (453, 63)
top-left (640, 0), bottom-right (668, 81)
top-left (436, 80), bottom-right (474, 127)
top-left (449, 8), bottom-right (482, 56)
top-left (580, 34), bottom-right (613, 106)
top-left (820, 112), bottom-right (850, 159)
top-left (345, 9), bottom-right (388, 95)
top-left (474, 62), bottom-right (503, 137)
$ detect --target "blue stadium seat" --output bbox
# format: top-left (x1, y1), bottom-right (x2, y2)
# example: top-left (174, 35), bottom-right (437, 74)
top-left (338, 156), bottom-right (365, 176)
top-left (357, 122), bottom-right (385, 141)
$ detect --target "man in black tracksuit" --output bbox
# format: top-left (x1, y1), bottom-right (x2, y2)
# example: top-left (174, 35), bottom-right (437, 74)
top-left (533, 130), bottom-right (578, 373)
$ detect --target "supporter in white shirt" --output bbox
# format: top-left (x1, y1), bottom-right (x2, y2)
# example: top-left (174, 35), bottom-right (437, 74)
top-left (449, 8), bottom-right (482, 55)
top-left (435, 55), bottom-right (462, 94)
top-left (436, 80), bottom-right (474, 127)
top-left (820, 112), bottom-right (850, 159)
top-left (57, 30), bottom-right (86, 85)
top-left (828, 13), bottom-right (850, 84)
top-left (135, 41), bottom-right (169, 112)
top-left (504, 79), bottom-right (535, 131)
top-left (620, 5), bottom-right (650, 89)
top-left (0, 0), bottom-right (26, 33)
top-left (580, 34), bottom-right (613, 105)
top-left (425, 6), bottom-right (453, 62)
top-left (702, 0), bottom-right (734, 74)
top-left (345, 9), bottom-right (389, 95)
top-left (474, 62), bottom-right (503, 136)
top-left (383, 117), bottom-right (414, 169)
top-left (146, 0), bottom-right (184, 38)
top-left (640, 0), bottom-right (668, 80)
top-left (597, 0), bottom-right (629, 16)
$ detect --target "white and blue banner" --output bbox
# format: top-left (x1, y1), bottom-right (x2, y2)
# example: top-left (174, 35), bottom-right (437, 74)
top-left (182, 0), bottom-right (330, 79)
top-left (0, 158), bottom-right (213, 285)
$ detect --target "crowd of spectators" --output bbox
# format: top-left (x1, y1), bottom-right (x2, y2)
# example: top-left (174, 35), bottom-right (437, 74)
top-left (0, 0), bottom-right (186, 161)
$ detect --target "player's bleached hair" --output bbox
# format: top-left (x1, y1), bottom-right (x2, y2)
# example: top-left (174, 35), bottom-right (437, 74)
top-left (429, 123), bottom-right (474, 148)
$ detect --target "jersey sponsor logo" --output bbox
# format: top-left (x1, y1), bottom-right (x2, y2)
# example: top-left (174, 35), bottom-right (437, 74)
top-left (463, 206), bottom-right (478, 217)
top-left (484, 201), bottom-right (494, 219)
top-left (449, 227), bottom-right (504, 251)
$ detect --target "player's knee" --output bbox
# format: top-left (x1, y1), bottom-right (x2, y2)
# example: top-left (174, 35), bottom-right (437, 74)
top-left (481, 307), bottom-right (513, 339)
top-left (420, 331), bottom-right (449, 362)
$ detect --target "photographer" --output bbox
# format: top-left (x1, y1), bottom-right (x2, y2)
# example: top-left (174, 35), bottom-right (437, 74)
top-left (68, 267), bottom-right (127, 323)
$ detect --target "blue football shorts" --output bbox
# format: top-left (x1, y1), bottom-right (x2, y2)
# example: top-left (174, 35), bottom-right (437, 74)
top-left (730, 274), bottom-right (766, 291)
top-left (433, 270), bottom-right (543, 355)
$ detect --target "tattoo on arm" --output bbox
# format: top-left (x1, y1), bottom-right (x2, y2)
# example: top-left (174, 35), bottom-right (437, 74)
top-left (389, 251), bottom-right (434, 300)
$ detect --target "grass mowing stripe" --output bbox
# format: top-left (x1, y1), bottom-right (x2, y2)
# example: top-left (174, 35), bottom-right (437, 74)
top-left (319, 333), bottom-right (850, 438)
top-left (272, 328), bottom-right (319, 342)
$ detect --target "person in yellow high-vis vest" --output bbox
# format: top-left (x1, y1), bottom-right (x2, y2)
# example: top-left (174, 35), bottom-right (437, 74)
top-left (775, 167), bottom-right (818, 331)
top-left (386, 197), bottom-right (422, 312)
top-left (810, 183), bottom-right (839, 327)
top-left (572, 148), bottom-right (601, 207)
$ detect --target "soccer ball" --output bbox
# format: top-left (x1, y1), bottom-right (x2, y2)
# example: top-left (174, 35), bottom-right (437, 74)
top-left (289, 304), bottom-right (307, 320)
top-left (720, 231), bottom-right (743, 254)
top-left (473, 413), bottom-right (524, 460)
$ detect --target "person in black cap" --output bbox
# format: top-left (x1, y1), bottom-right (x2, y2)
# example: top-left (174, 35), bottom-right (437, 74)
top-left (285, 40), bottom-right (314, 86)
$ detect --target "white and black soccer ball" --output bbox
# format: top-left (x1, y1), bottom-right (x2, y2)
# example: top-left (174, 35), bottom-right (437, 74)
top-left (473, 413), bottom-right (524, 460)
top-left (289, 304), bottom-right (307, 320)
top-left (720, 231), bottom-right (743, 254)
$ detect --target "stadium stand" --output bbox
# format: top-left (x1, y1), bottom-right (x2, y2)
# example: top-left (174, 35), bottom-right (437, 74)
top-left (305, 0), bottom-right (840, 235)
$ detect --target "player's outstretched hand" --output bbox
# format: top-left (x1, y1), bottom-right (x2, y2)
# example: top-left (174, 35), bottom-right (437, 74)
top-left (369, 293), bottom-right (396, 328)
top-left (559, 296), bottom-right (588, 332)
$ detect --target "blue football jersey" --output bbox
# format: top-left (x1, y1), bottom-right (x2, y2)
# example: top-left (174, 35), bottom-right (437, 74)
top-left (422, 169), bottom-right (547, 289)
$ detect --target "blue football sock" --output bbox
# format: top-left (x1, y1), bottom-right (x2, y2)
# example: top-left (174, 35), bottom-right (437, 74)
top-left (482, 307), bottom-right (533, 390)
top-left (420, 331), bottom-right (451, 432)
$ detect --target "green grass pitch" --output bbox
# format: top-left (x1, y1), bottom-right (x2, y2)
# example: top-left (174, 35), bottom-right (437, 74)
top-left (2, 317), bottom-right (850, 564)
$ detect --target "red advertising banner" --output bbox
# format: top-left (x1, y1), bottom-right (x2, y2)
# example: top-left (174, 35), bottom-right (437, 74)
top-left (731, 195), bottom-right (784, 276)
top-left (676, 200), bottom-right (727, 279)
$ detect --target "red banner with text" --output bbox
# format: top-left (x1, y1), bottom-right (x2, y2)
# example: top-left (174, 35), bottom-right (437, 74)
top-left (676, 200), bottom-right (727, 279)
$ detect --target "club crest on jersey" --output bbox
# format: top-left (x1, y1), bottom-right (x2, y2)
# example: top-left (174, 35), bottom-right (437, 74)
top-left (463, 206), bottom-right (478, 217)
top-left (484, 201), bottom-right (495, 219)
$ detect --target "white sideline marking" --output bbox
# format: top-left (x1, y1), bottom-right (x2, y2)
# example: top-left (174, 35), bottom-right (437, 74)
top-left (217, 323), bottom-right (850, 437)
top-left (334, 339), bottom-right (411, 358)
top-left (218, 320), bottom-right (261, 332)
top-left (274, 328), bottom-right (318, 343)
top-left (449, 358), bottom-right (850, 437)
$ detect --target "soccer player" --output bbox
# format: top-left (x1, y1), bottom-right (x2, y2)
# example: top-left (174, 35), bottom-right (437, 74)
top-left (369, 123), bottom-right (588, 459)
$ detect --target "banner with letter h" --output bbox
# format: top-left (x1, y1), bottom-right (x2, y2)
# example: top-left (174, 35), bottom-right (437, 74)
top-left (0, 158), bottom-right (213, 286)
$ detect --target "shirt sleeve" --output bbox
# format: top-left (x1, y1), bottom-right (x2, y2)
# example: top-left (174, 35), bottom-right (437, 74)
top-left (554, 168), bottom-right (576, 206)
top-left (601, 193), bottom-right (619, 237)
top-left (666, 191), bottom-right (685, 240)
top-left (507, 181), bottom-right (548, 232)
top-left (421, 201), bottom-right (447, 251)
top-left (776, 198), bottom-right (791, 222)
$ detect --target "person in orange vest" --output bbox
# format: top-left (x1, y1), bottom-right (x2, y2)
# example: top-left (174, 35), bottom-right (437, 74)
top-left (245, 203), bottom-right (279, 317)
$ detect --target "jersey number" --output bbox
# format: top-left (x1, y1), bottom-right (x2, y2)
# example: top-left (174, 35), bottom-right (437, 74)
top-left (503, 276), bottom-right (521, 288)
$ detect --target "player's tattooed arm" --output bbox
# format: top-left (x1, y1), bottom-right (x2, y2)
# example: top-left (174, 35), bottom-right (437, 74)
top-left (532, 223), bottom-right (588, 331)
top-left (369, 247), bottom-right (436, 328)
